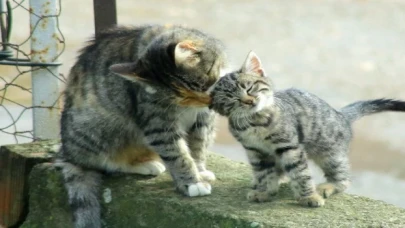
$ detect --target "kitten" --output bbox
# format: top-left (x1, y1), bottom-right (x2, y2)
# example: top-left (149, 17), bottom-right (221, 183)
top-left (57, 25), bottom-right (227, 228)
top-left (209, 51), bottom-right (405, 207)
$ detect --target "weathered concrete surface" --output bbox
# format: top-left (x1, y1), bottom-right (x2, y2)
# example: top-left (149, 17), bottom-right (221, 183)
top-left (22, 154), bottom-right (405, 228)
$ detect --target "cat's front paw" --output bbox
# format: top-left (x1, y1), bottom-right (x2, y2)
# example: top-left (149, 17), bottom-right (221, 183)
top-left (199, 170), bottom-right (216, 182)
top-left (247, 190), bottom-right (274, 202)
top-left (187, 182), bottom-right (212, 197)
top-left (298, 193), bottom-right (325, 207)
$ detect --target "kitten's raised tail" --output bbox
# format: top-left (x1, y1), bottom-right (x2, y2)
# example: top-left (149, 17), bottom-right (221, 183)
top-left (55, 159), bottom-right (102, 228)
top-left (340, 99), bottom-right (405, 123)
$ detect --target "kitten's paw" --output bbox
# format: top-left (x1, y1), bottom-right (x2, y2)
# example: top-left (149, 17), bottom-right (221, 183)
top-left (131, 160), bottom-right (166, 176)
top-left (199, 170), bottom-right (216, 182)
top-left (317, 183), bottom-right (336, 199)
top-left (187, 182), bottom-right (212, 197)
top-left (317, 181), bottom-right (349, 198)
top-left (247, 190), bottom-right (274, 203)
top-left (298, 193), bottom-right (325, 207)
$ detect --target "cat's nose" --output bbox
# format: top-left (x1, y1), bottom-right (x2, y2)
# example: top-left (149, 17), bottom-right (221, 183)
top-left (241, 96), bottom-right (257, 106)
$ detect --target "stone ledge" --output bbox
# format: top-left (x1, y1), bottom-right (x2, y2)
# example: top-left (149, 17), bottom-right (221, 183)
top-left (18, 143), bottom-right (405, 228)
top-left (0, 140), bottom-right (60, 227)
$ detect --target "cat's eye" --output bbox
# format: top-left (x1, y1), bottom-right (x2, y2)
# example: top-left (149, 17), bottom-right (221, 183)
top-left (258, 88), bottom-right (270, 92)
top-left (238, 83), bottom-right (247, 90)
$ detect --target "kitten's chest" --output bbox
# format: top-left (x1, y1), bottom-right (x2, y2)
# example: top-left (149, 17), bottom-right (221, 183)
top-left (231, 125), bottom-right (276, 151)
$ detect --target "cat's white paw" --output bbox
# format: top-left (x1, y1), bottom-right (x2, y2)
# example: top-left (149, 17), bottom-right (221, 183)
top-left (199, 170), bottom-right (216, 181)
top-left (131, 160), bottom-right (166, 176)
top-left (278, 175), bottom-right (290, 185)
top-left (188, 182), bottom-right (212, 197)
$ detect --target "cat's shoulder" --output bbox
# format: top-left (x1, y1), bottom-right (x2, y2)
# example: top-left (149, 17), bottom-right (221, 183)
top-left (275, 88), bottom-right (326, 106)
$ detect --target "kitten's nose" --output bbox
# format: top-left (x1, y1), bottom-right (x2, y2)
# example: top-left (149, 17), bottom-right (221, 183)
top-left (241, 96), bottom-right (257, 106)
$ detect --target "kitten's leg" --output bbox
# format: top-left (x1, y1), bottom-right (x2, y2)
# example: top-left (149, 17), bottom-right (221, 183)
top-left (278, 146), bottom-right (324, 207)
top-left (245, 149), bottom-right (279, 202)
top-left (315, 151), bottom-right (351, 198)
top-left (187, 111), bottom-right (217, 181)
top-left (144, 125), bottom-right (210, 197)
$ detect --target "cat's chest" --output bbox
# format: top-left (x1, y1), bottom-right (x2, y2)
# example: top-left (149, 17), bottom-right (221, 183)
top-left (177, 107), bottom-right (206, 132)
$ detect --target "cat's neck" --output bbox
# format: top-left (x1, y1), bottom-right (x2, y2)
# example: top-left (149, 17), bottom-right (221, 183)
top-left (228, 102), bottom-right (280, 130)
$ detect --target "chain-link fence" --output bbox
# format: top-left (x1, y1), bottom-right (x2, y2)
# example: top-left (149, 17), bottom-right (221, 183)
top-left (0, 0), bottom-right (65, 145)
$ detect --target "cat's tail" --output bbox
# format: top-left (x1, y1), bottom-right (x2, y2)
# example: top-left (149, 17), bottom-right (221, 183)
top-left (54, 159), bottom-right (102, 228)
top-left (340, 99), bottom-right (405, 123)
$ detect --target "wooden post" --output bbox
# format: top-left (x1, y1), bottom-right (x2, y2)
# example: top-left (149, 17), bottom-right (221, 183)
top-left (93, 0), bottom-right (117, 39)
top-left (0, 140), bottom-right (59, 227)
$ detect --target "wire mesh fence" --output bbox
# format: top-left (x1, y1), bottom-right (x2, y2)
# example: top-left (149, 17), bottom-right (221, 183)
top-left (0, 0), bottom-right (65, 145)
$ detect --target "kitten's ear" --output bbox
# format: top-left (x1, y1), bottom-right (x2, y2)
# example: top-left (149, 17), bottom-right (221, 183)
top-left (109, 63), bottom-right (148, 82)
top-left (241, 51), bottom-right (266, 77)
top-left (174, 40), bottom-right (200, 67)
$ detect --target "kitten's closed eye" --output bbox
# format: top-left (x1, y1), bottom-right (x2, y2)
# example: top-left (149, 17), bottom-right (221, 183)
top-left (258, 88), bottom-right (270, 92)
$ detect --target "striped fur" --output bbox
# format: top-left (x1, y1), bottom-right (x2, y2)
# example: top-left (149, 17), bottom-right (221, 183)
top-left (59, 25), bottom-right (227, 228)
top-left (209, 51), bottom-right (405, 207)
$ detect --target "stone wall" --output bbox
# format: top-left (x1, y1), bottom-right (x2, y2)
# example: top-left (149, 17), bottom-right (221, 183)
top-left (1, 141), bottom-right (403, 227)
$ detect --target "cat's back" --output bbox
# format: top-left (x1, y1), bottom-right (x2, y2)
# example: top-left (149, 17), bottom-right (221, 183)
top-left (63, 25), bottom-right (178, 112)
top-left (274, 88), bottom-right (350, 147)
top-left (70, 25), bottom-right (167, 76)
top-left (66, 24), bottom-right (223, 90)
top-left (275, 88), bottom-right (337, 114)
top-left (74, 24), bottom-right (214, 70)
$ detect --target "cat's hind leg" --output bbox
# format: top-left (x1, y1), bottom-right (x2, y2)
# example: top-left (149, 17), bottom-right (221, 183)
top-left (108, 146), bottom-right (166, 176)
top-left (128, 160), bottom-right (166, 175)
top-left (315, 148), bottom-right (351, 198)
top-left (278, 146), bottom-right (325, 207)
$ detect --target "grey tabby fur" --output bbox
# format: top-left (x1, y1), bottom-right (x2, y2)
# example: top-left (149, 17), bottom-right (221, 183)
top-left (57, 24), bottom-right (227, 228)
top-left (209, 51), bottom-right (405, 207)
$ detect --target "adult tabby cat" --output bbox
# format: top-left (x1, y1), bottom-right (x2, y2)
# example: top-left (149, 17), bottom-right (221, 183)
top-left (209, 51), bottom-right (405, 207)
top-left (57, 24), bottom-right (227, 228)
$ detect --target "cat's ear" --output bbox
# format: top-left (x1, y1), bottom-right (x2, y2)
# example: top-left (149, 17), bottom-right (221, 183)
top-left (109, 63), bottom-right (148, 82)
top-left (174, 40), bottom-right (200, 67)
top-left (241, 51), bottom-right (266, 77)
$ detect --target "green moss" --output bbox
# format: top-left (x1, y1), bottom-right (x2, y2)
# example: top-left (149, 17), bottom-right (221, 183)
top-left (3, 139), bottom-right (60, 160)
top-left (20, 163), bottom-right (72, 228)
top-left (20, 141), bottom-right (405, 228)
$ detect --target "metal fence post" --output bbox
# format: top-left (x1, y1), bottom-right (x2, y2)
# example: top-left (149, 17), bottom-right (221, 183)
top-left (29, 0), bottom-right (60, 140)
